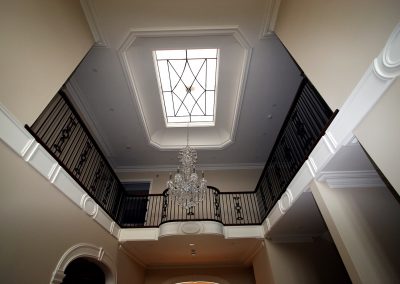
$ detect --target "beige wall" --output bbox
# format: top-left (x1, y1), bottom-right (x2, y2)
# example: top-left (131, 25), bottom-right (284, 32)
top-left (0, 141), bottom-right (117, 283)
top-left (264, 239), bottom-right (349, 284)
top-left (312, 181), bottom-right (400, 283)
top-left (275, 0), bottom-right (400, 110)
top-left (0, 0), bottom-right (93, 125)
top-left (117, 248), bottom-right (146, 284)
top-left (145, 266), bottom-right (255, 284)
top-left (118, 169), bottom-right (262, 194)
top-left (355, 79), bottom-right (400, 192)
top-left (252, 242), bottom-right (275, 284)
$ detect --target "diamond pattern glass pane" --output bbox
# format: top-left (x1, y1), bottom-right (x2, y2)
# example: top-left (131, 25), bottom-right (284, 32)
top-left (154, 49), bottom-right (218, 126)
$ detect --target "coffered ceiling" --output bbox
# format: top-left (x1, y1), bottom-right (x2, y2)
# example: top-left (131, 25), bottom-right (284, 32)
top-left (65, 0), bottom-right (302, 171)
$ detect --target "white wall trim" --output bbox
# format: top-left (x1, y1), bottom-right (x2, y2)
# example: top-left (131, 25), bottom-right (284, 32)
top-left (223, 225), bottom-right (265, 239)
top-left (119, 227), bottom-right (160, 241)
top-left (259, 0), bottom-right (282, 39)
top-left (0, 102), bottom-right (120, 240)
top-left (318, 170), bottom-right (386, 189)
top-left (0, 101), bottom-right (35, 156)
top-left (80, 0), bottom-right (109, 47)
top-left (118, 222), bottom-right (264, 241)
top-left (50, 243), bottom-right (116, 284)
top-left (373, 22), bottom-right (400, 79)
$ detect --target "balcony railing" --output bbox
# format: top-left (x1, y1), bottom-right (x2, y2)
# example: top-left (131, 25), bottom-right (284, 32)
top-left (25, 91), bottom-right (125, 221)
top-left (117, 187), bottom-right (262, 228)
top-left (26, 77), bottom-right (334, 228)
top-left (255, 78), bottom-right (335, 219)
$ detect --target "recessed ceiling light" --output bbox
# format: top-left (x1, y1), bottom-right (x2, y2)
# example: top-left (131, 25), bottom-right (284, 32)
top-left (189, 243), bottom-right (195, 246)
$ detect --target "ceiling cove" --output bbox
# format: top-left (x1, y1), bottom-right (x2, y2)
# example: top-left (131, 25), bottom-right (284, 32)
top-left (118, 27), bottom-right (252, 150)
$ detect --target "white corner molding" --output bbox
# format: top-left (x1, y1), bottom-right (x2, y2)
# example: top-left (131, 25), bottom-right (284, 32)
top-left (318, 171), bottom-right (386, 189)
top-left (80, 0), bottom-right (108, 47)
top-left (260, 0), bottom-right (282, 39)
top-left (287, 162), bottom-right (315, 200)
top-left (119, 227), bottom-right (160, 241)
top-left (263, 203), bottom-right (281, 236)
top-left (308, 135), bottom-right (336, 176)
top-left (23, 142), bottom-right (59, 181)
top-left (223, 225), bottom-right (264, 239)
top-left (263, 218), bottom-right (271, 233)
top-left (50, 243), bottom-right (116, 284)
top-left (278, 190), bottom-right (293, 214)
top-left (0, 103), bottom-right (35, 157)
top-left (118, 26), bottom-right (252, 150)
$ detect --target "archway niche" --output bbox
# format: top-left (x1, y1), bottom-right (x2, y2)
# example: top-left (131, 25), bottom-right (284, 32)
top-left (50, 243), bottom-right (116, 284)
top-left (61, 257), bottom-right (105, 284)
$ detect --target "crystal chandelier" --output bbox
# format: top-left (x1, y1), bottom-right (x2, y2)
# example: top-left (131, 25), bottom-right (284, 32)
top-left (167, 130), bottom-right (207, 209)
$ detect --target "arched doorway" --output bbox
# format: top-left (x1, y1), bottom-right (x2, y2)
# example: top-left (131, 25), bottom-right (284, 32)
top-left (50, 243), bottom-right (116, 284)
top-left (62, 257), bottom-right (105, 284)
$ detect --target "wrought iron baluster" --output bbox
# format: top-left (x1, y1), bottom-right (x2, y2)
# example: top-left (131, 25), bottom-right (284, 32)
top-left (52, 115), bottom-right (78, 155)
top-left (233, 196), bottom-right (244, 221)
top-left (73, 140), bottom-right (93, 177)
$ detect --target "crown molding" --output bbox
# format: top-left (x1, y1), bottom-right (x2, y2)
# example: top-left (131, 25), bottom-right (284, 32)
top-left (114, 162), bottom-right (264, 173)
top-left (259, 0), bottom-right (282, 39)
top-left (80, 0), bottom-right (109, 47)
top-left (318, 170), bottom-right (385, 189)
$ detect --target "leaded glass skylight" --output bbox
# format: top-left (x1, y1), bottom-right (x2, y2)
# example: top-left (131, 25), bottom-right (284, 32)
top-left (154, 49), bottom-right (219, 127)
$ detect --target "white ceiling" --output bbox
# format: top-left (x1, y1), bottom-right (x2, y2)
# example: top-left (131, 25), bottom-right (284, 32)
top-left (119, 28), bottom-right (252, 150)
top-left (65, 0), bottom-right (302, 171)
top-left (122, 235), bottom-right (262, 267)
top-left (267, 192), bottom-right (328, 241)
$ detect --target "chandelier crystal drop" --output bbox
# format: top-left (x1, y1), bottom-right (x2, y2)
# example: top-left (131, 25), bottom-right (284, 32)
top-left (167, 144), bottom-right (207, 209)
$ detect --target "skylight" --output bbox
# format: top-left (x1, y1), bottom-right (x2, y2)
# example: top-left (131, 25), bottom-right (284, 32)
top-left (154, 49), bottom-right (219, 127)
